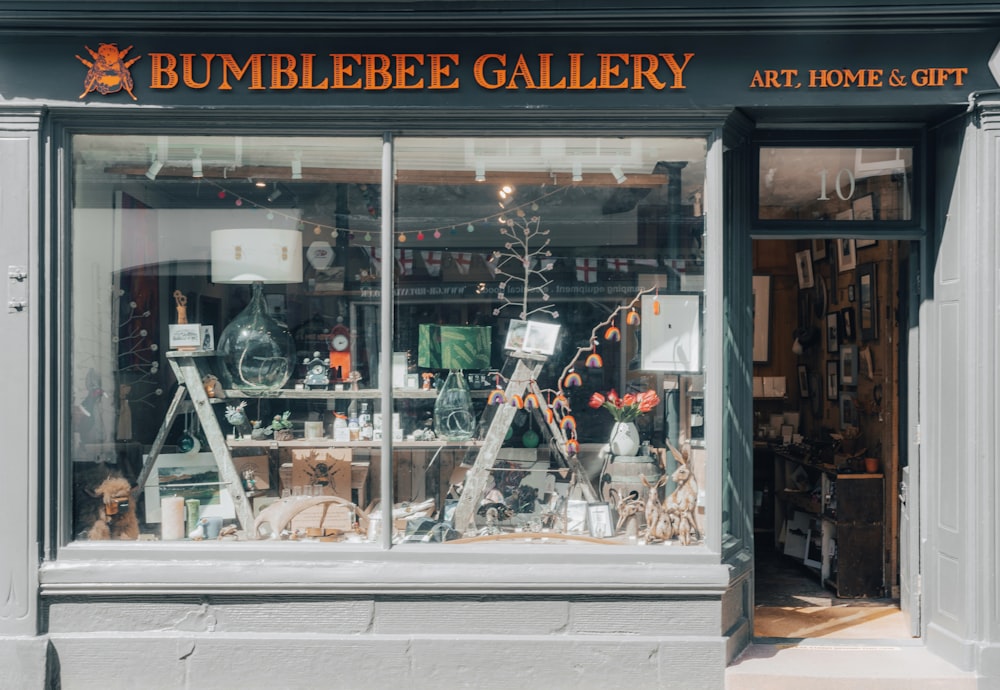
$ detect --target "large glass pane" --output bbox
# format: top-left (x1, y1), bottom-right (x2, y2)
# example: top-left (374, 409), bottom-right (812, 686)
top-left (758, 147), bottom-right (913, 222)
top-left (70, 134), bottom-right (385, 544)
top-left (69, 133), bottom-right (708, 549)
top-left (392, 137), bottom-right (708, 545)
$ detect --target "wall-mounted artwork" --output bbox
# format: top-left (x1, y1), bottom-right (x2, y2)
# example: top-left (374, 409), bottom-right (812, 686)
top-left (857, 262), bottom-right (878, 342)
top-left (641, 294), bottom-right (701, 372)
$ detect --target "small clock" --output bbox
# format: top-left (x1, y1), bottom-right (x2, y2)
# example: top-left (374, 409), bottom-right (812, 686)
top-left (328, 324), bottom-right (352, 382)
top-left (303, 351), bottom-right (330, 389)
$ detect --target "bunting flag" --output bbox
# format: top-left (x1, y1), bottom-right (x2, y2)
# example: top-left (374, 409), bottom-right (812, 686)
top-left (607, 257), bottom-right (629, 272)
top-left (482, 253), bottom-right (499, 278)
top-left (395, 249), bottom-right (414, 276)
top-left (453, 252), bottom-right (473, 275)
top-left (575, 258), bottom-right (598, 283)
top-left (420, 250), bottom-right (443, 277)
top-left (664, 259), bottom-right (687, 273)
top-left (368, 246), bottom-right (382, 275)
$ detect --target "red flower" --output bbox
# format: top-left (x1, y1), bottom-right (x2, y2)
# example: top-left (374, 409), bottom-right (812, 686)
top-left (588, 392), bottom-right (606, 409)
top-left (589, 387), bottom-right (660, 422)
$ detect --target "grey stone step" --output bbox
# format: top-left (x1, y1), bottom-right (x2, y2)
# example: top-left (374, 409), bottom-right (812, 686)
top-left (726, 643), bottom-right (977, 690)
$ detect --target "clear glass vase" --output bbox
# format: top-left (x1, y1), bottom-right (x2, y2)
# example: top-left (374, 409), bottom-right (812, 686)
top-left (216, 282), bottom-right (296, 391)
top-left (433, 370), bottom-right (476, 441)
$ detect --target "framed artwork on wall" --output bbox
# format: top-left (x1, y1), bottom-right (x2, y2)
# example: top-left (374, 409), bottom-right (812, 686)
top-left (837, 238), bottom-right (857, 273)
top-left (857, 262), bottom-right (878, 342)
top-left (840, 344), bottom-right (858, 386)
top-left (795, 249), bottom-right (814, 289)
top-left (840, 306), bottom-right (856, 342)
top-left (826, 360), bottom-right (839, 401)
top-left (826, 311), bottom-right (839, 353)
top-left (797, 364), bottom-right (809, 398)
top-left (852, 193), bottom-right (877, 221)
top-left (840, 391), bottom-right (859, 428)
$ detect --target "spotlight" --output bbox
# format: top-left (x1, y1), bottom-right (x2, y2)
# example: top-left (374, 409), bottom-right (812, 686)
top-left (475, 162), bottom-right (486, 182)
top-left (145, 159), bottom-right (163, 180)
top-left (291, 155), bottom-right (302, 180)
top-left (191, 149), bottom-right (203, 179)
top-left (267, 183), bottom-right (283, 203)
top-left (572, 162), bottom-right (583, 182)
top-left (610, 165), bottom-right (627, 184)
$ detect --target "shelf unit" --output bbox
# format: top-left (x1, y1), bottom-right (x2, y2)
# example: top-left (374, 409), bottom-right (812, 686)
top-left (772, 446), bottom-right (884, 598)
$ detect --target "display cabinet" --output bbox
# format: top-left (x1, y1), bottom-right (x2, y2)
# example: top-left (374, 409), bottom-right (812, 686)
top-left (772, 445), bottom-right (884, 598)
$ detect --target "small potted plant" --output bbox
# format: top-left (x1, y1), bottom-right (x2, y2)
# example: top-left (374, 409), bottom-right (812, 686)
top-left (268, 411), bottom-right (294, 441)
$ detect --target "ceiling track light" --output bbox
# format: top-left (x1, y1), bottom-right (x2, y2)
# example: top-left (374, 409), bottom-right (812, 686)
top-left (267, 183), bottom-right (283, 203)
top-left (191, 148), bottom-right (203, 179)
top-left (572, 162), bottom-right (583, 183)
top-left (291, 155), bottom-right (302, 180)
top-left (610, 165), bottom-right (627, 185)
top-left (475, 162), bottom-right (486, 183)
top-left (145, 158), bottom-right (163, 181)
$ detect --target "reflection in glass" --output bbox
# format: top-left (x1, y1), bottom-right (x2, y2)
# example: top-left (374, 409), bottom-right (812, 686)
top-left (758, 147), bottom-right (913, 221)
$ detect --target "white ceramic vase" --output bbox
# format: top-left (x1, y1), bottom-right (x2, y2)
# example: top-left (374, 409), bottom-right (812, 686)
top-left (609, 421), bottom-right (641, 457)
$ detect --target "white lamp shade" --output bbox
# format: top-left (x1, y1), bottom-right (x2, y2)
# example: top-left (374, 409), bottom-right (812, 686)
top-left (211, 228), bottom-right (303, 283)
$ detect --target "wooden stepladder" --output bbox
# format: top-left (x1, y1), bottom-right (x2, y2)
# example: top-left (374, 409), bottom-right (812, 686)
top-left (451, 353), bottom-right (599, 533)
top-left (133, 351), bottom-right (255, 532)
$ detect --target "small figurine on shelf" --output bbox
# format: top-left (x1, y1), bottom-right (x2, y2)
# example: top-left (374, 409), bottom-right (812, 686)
top-left (268, 411), bottom-right (294, 441)
top-left (421, 372), bottom-right (435, 391)
top-left (203, 374), bottom-right (223, 399)
top-left (302, 351), bottom-right (330, 389)
top-left (346, 370), bottom-right (362, 392)
top-left (224, 401), bottom-right (248, 440)
top-left (250, 419), bottom-right (272, 441)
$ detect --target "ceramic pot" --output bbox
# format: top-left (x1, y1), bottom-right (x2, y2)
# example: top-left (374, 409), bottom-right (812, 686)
top-left (864, 457), bottom-right (879, 473)
top-left (609, 421), bottom-right (641, 457)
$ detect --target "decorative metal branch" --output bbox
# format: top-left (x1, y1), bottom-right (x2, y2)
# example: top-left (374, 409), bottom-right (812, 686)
top-left (491, 209), bottom-right (559, 320)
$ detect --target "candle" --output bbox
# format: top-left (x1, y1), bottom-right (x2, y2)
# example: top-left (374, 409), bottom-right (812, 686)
top-left (161, 496), bottom-right (186, 540)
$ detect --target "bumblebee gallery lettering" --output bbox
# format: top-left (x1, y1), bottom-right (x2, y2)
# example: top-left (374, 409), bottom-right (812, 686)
top-left (148, 52), bottom-right (694, 92)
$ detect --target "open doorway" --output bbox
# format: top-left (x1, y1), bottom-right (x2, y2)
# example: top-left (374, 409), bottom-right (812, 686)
top-left (751, 237), bottom-right (912, 641)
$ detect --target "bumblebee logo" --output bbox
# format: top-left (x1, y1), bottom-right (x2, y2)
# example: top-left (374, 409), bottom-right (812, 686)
top-left (75, 43), bottom-right (141, 100)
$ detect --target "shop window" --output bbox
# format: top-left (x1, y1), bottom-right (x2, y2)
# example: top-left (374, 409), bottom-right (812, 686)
top-left (69, 133), bottom-right (708, 548)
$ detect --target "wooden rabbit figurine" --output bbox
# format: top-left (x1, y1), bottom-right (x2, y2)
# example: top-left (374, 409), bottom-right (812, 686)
top-left (664, 439), bottom-right (699, 546)
top-left (640, 474), bottom-right (670, 543)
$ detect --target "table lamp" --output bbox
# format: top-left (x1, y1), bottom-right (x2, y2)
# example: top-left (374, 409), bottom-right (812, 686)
top-left (211, 228), bottom-right (303, 391)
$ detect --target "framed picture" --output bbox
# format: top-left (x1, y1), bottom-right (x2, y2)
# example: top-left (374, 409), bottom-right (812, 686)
top-left (840, 344), bottom-right (858, 386)
top-left (811, 238), bottom-right (826, 261)
top-left (825, 312), bottom-right (839, 353)
top-left (857, 262), bottom-right (878, 342)
top-left (587, 502), bottom-right (614, 538)
top-left (640, 294), bottom-right (701, 372)
top-left (840, 306), bottom-right (856, 342)
top-left (752, 275), bottom-right (771, 363)
top-left (837, 238), bottom-right (857, 273)
top-left (826, 360), bottom-right (839, 401)
top-left (797, 364), bottom-right (809, 398)
top-left (795, 249), bottom-right (814, 289)
top-left (142, 452), bottom-right (236, 523)
top-left (860, 346), bottom-right (875, 380)
top-left (856, 238), bottom-right (877, 249)
top-left (852, 193), bottom-right (877, 221)
top-left (840, 391), bottom-right (859, 428)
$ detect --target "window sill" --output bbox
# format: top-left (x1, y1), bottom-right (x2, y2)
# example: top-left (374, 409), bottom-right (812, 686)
top-left (42, 541), bottom-right (730, 597)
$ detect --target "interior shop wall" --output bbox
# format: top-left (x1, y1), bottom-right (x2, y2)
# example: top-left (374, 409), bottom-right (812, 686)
top-left (753, 237), bottom-right (901, 585)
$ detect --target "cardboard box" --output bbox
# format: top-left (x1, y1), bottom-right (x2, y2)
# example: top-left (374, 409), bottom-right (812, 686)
top-left (233, 454), bottom-right (270, 491)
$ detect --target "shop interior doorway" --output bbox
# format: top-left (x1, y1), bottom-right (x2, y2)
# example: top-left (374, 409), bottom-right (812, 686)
top-left (751, 237), bottom-right (912, 641)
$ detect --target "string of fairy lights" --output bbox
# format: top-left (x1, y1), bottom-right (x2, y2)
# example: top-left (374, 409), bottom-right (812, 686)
top-left (204, 178), bottom-right (571, 244)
